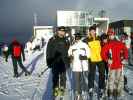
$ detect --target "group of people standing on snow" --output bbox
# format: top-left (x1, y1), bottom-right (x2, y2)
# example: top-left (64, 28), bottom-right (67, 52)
top-left (46, 26), bottom-right (132, 100)
top-left (1, 25), bottom-right (132, 99)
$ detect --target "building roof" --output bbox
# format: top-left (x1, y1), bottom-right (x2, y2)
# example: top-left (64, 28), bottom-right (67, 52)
top-left (110, 20), bottom-right (133, 27)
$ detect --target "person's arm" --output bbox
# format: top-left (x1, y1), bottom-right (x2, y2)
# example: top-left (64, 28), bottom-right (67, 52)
top-left (68, 46), bottom-right (72, 57)
top-left (123, 44), bottom-right (128, 60)
top-left (101, 44), bottom-right (109, 62)
top-left (68, 46), bottom-right (74, 63)
top-left (46, 38), bottom-right (55, 67)
top-left (120, 43), bottom-right (128, 65)
top-left (65, 37), bottom-right (70, 50)
top-left (85, 44), bottom-right (91, 59)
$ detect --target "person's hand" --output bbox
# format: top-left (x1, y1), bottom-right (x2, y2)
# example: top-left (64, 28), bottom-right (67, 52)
top-left (108, 59), bottom-right (112, 64)
top-left (121, 59), bottom-right (128, 65)
top-left (69, 55), bottom-right (74, 63)
top-left (5, 59), bottom-right (8, 62)
top-left (79, 55), bottom-right (87, 60)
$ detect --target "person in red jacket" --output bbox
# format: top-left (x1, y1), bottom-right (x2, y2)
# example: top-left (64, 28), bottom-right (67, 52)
top-left (7, 39), bottom-right (31, 78)
top-left (101, 30), bottom-right (128, 99)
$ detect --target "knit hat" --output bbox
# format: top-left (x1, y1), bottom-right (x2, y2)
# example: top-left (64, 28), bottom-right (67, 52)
top-left (57, 26), bottom-right (66, 32)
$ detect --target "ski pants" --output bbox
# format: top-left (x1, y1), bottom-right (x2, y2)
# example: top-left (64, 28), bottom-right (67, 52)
top-left (108, 69), bottom-right (124, 96)
top-left (12, 57), bottom-right (28, 75)
top-left (124, 75), bottom-right (127, 86)
top-left (3, 51), bottom-right (8, 62)
top-left (73, 71), bottom-right (88, 94)
top-left (104, 62), bottom-right (108, 79)
top-left (52, 69), bottom-right (66, 89)
top-left (128, 48), bottom-right (133, 65)
top-left (88, 61), bottom-right (105, 90)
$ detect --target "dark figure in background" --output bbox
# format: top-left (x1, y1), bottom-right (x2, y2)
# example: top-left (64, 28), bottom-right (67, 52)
top-left (120, 32), bottom-right (133, 95)
top-left (100, 33), bottom-right (109, 80)
top-left (46, 26), bottom-right (70, 97)
top-left (41, 38), bottom-right (46, 48)
top-left (7, 39), bottom-right (31, 78)
top-left (2, 44), bottom-right (9, 62)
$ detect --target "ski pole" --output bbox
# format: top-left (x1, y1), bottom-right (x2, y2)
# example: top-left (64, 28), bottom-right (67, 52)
top-left (38, 67), bottom-right (49, 77)
top-left (59, 74), bottom-right (61, 97)
top-left (59, 74), bottom-right (61, 89)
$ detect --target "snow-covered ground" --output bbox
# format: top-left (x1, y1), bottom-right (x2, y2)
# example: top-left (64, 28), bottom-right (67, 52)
top-left (0, 47), bottom-right (133, 100)
top-left (0, 48), bottom-right (52, 100)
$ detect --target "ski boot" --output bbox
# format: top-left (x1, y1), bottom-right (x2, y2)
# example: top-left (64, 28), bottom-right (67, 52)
top-left (98, 89), bottom-right (104, 100)
top-left (57, 87), bottom-right (65, 100)
top-left (59, 86), bottom-right (65, 96)
top-left (53, 87), bottom-right (59, 97)
top-left (108, 90), bottom-right (114, 100)
top-left (88, 88), bottom-right (93, 100)
top-left (13, 74), bottom-right (19, 78)
top-left (74, 91), bottom-right (82, 100)
top-left (113, 89), bottom-right (118, 100)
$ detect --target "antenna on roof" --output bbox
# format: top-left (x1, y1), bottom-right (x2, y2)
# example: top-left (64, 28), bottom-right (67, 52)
top-left (33, 12), bottom-right (38, 26)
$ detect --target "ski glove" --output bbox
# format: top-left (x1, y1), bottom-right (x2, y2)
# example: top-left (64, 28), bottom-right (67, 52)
top-left (121, 59), bottom-right (128, 65)
top-left (79, 55), bottom-right (87, 60)
top-left (5, 59), bottom-right (8, 62)
top-left (69, 55), bottom-right (74, 63)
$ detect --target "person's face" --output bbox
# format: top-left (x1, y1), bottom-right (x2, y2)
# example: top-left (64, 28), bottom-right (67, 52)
top-left (75, 36), bottom-right (80, 42)
top-left (103, 39), bottom-right (108, 43)
top-left (90, 29), bottom-right (96, 37)
top-left (109, 34), bottom-right (115, 40)
top-left (57, 30), bottom-right (65, 38)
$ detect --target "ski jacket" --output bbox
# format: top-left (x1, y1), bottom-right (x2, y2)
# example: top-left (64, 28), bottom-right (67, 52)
top-left (46, 36), bottom-right (70, 72)
top-left (68, 40), bottom-right (90, 72)
top-left (8, 40), bottom-right (25, 60)
top-left (83, 36), bottom-right (102, 62)
top-left (101, 40), bottom-right (128, 70)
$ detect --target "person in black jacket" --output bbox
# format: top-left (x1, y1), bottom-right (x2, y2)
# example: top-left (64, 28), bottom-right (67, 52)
top-left (7, 39), bottom-right (30, 78)
top-left (46, 26), bottom-right (70, 96)
top-left (100, 33), bottom-right (109, 80)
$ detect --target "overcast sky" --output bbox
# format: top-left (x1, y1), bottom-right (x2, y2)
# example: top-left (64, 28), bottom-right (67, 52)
top-left (0, 0), bottom-right (133, 43)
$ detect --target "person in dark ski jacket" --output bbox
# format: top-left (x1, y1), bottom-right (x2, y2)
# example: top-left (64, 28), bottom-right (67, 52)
top-left (7, 39), bottom-right (30, 78)
top-left (100, 33), bottom-right (109, 80)
top-left (46, 26), bottom-right (70, 96)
